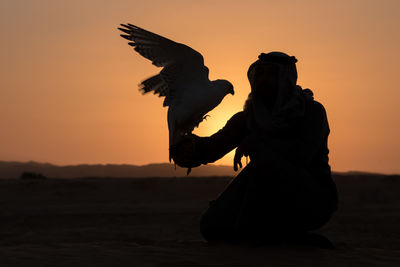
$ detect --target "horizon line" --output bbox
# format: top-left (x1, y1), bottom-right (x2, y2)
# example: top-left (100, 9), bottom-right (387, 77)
top-left (0, 160), bottom-right (398, 176)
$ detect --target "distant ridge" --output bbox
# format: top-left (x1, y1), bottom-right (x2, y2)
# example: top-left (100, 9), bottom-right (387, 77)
top-left (0, 161), bottom-right (236, 179)
top-left (335, 170), bottom-right (387, 176)
top-left (0, 161), bottom-right (392, 179)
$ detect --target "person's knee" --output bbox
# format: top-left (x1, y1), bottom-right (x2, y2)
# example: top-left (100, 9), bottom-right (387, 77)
top-left (200, 204), bottom-right (236, 242)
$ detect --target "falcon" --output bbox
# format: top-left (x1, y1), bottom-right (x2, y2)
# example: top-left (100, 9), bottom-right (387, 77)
top-left (118, 24), bottom-right (234, 168)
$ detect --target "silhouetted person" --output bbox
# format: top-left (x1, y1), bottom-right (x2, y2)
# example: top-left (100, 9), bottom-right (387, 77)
top-left (171, 52), bottom-right (338, 245)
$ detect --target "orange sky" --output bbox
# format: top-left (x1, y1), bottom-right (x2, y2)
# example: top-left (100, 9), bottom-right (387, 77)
top-left (1, 0), bottom-right (399, 174)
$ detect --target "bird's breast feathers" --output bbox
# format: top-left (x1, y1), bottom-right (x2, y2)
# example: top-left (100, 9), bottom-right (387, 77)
top-left (171, 88), bottom-right (225, 124)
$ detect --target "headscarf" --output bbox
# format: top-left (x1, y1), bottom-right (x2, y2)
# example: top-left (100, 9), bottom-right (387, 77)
top-left (244, 52), bottom-right (314, 134)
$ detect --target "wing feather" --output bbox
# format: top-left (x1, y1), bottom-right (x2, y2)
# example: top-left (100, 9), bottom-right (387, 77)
top-left (118, 24), bottom-right (210, 104)
top-left (138, 64), bottom-right (182, 107)
top-left (119, 24), bottom-right (205, 69)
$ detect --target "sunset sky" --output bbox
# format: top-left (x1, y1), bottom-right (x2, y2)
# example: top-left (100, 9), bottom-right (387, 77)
top-left (1, 0), bottom-right (399, 174)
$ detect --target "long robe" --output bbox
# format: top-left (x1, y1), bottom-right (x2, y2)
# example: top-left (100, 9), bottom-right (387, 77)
top-left (192, 98), bottom-right (338, 242)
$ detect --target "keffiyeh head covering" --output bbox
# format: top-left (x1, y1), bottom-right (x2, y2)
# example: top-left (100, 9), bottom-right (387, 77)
top-left (244, 52), bottom-right (314, 133)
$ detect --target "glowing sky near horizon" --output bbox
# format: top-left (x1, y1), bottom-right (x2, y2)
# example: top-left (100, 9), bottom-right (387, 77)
top-left (0, 0), bottom-right (399, 174)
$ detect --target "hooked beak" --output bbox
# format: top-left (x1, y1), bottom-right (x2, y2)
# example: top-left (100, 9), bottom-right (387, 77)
top-left (229, 86), bottom-right (235, 95)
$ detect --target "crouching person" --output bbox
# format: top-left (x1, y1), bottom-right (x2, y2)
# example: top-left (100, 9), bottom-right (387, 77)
top-left (171, 52), bottom-right (338, 246)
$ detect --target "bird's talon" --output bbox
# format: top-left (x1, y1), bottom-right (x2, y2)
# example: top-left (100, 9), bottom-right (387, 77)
top-left (203, 115), bottom-right (210, 121)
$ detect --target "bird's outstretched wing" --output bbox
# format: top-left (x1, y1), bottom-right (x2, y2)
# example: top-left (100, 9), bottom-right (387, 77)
top-left (118, 24), bottom-right (209, 106)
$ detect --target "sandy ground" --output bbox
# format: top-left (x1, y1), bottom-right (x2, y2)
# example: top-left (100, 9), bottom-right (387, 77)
top-left (0, 175), bottom-right (400, 266)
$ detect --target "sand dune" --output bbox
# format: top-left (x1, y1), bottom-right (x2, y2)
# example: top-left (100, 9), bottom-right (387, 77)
top-left (0, 174), bottom-right (400, 266)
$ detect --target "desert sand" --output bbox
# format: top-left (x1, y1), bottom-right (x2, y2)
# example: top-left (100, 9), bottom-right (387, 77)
top-left (1, 174), bottom-right (400, 266)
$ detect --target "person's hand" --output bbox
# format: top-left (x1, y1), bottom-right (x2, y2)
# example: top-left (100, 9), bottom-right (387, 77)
top-left (233, 140), bottom-right (249, 171)
top-left (233, 147), bottom-right (243, 171)
top-left (170, 134), bottom-right (201, 168)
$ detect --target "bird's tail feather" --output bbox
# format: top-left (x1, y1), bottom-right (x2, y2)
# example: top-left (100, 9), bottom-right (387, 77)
top-left (168, 111), bottom-right (176, 162)
top-left (168, 120), bottom-right (185, 163)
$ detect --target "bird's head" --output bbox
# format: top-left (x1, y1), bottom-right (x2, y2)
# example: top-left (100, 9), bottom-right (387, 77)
top-left (214, 79), bottom-right (234, 96)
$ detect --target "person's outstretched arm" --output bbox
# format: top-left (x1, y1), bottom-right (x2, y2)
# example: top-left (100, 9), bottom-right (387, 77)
top-left (171, 111), bottom-right (247, 168)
